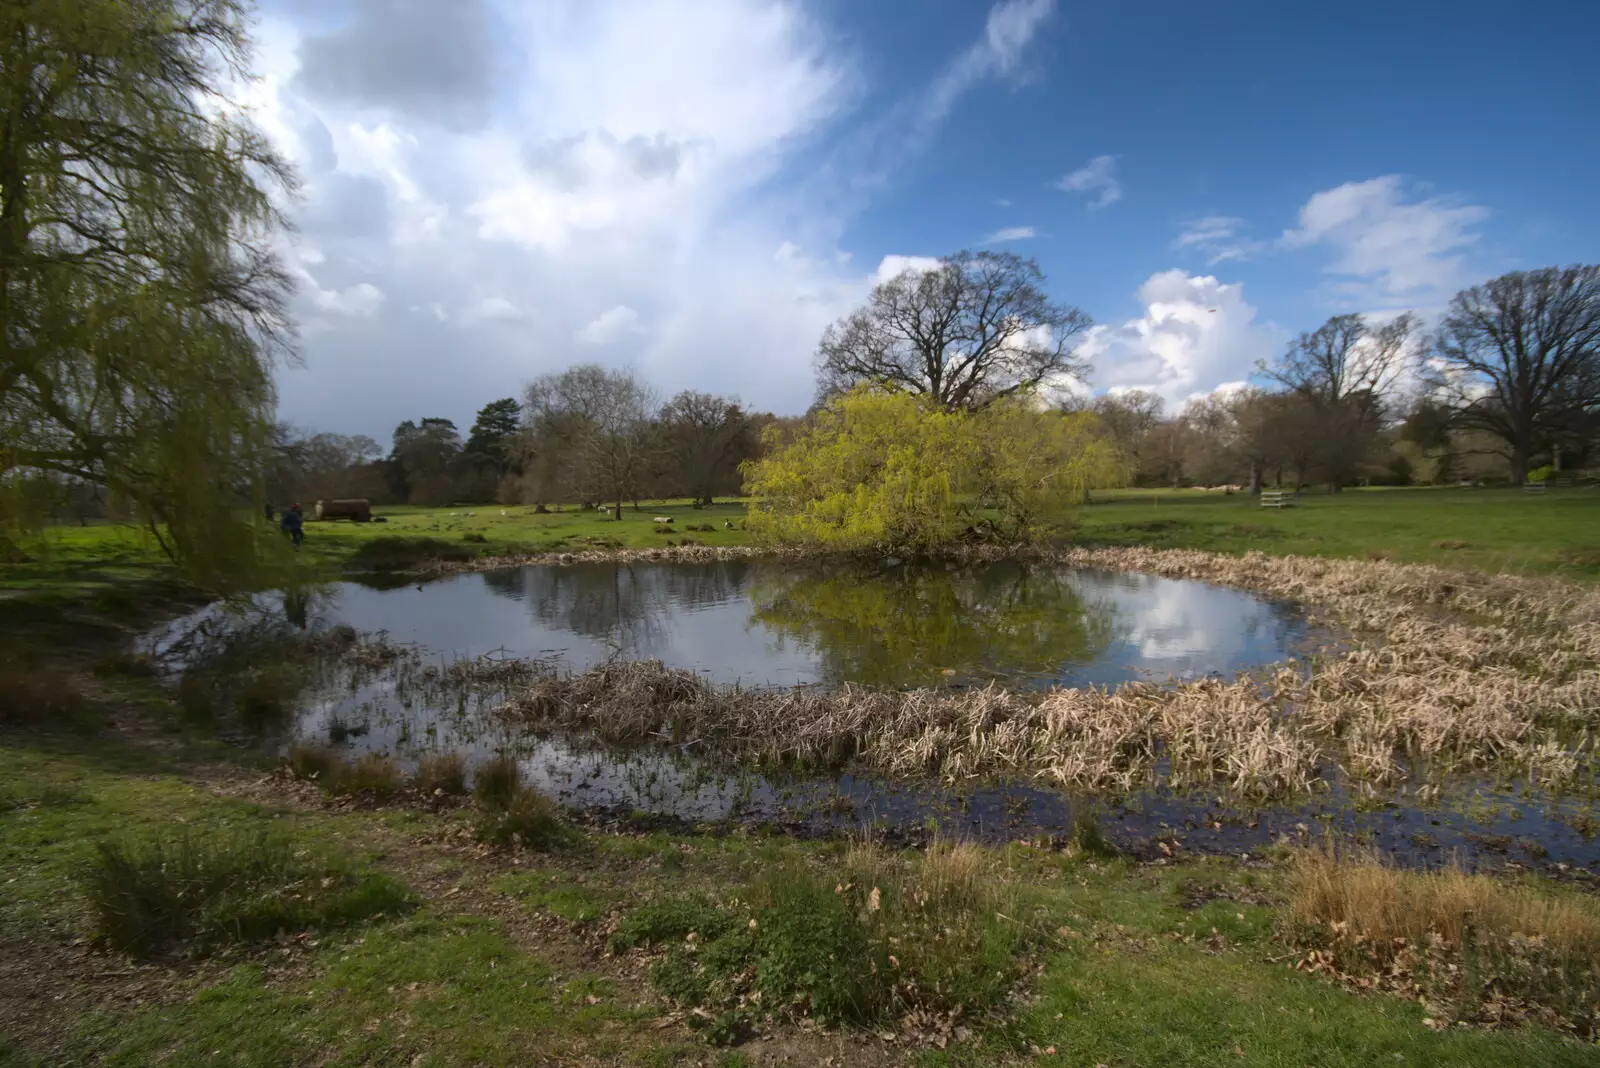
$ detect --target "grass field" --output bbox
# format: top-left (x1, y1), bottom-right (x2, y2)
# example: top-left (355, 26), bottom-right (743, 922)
top-left (3, 731), bottom-right (1595, 1066)
top-left (1078, 485), bottom-right (1600, 578)
top-left (6, 486), bottom-right (1599, 595)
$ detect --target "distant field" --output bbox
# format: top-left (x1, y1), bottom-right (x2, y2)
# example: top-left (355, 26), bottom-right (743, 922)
top-left (1078, 485), bottom-right (1600, 578)
top-left (7, 486), bottom-right (1600, 593)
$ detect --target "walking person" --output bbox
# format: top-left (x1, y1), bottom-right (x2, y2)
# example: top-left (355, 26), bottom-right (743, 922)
top-left (280, 502), bottom-right (304, 551)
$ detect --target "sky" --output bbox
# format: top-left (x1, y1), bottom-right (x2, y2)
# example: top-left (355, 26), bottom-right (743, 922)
top-left (248, 0), bottom-right (1600, 441)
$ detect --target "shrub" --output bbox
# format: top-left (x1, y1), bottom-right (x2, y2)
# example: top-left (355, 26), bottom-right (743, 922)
top-left (472, 754), bottom-right (521, 810)
top-left (233, 664), bottom-right (304, 724)
top-left (1285, 848), bottom-right (1600, 1035)
top-left (287, 742), bottom-right (342, 784)
top-left (473, 786), bottom-right (567, 849)
top-left (80, 830), bottom-right (412, 958)
top-left (613, 839), bottom-right (1035, 1036)
top-left (0, 652), bottom-right (97, 729)
top-left (414, 751), bottom-right (468, 796)
top-left (333, 753), bottom-right (403, 799)
top-left (1527, 465), bottom-right (1556, 483)
top-left (1071, 809), bottom-right (1117, 857)
top-left (92, 650), bottom-right (158, 678)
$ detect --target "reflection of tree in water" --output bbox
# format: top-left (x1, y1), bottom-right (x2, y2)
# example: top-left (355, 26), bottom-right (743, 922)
top-left (500, 561), bottom-right (748, 658)
top-left (480, 567), bottom-right (528, 600)
top-left (747, 560), bottom-right (1115, 688)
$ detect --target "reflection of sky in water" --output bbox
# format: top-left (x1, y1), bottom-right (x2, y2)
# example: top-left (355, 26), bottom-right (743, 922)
top-left (1062, 571), bottom-right (1298, 686)
top-left (305, 561), bottom-right (1305, 691)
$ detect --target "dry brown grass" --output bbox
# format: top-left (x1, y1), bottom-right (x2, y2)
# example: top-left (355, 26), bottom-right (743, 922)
top-left (491, 547), bottom-right (1600, 798)
top-left (413, 751), bottom-right (467, 795)
top-left (1288, 848), bottom-right (1600, 957)
top-left (1286, 847), bottom-right (1600, 1034)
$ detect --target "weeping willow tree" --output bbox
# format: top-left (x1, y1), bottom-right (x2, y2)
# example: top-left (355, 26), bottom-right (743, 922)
top-left (742, 387), bottom-right (1126, 554)
top-left (0, 0), bottom-right (296, 588)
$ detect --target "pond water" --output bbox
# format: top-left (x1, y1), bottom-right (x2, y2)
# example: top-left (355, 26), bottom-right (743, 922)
top-left (284, 558), bottom-right (1311, 690)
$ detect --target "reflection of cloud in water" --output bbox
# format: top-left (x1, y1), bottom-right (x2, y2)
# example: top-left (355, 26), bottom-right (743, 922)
top-left (1066, 571), bottom-right (1298, 684)
top-left (152, 560), bottom-right (1304, 694)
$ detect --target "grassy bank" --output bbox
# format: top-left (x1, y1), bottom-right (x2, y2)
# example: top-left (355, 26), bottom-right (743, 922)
top-left (3, 729), bottom-right (1597, 1066)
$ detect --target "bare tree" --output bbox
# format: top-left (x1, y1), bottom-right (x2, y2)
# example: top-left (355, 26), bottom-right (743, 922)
top-left (1265, 313), bottom-right (1415, 413)
top-left (1090, 390), bottom-right (1165, 482)
top-left (1261, 312), bottom-right (1416, 489)
top-left (1430, 265), bottom-right (1600, 483)
top-left (816, 251), bottom-right (1092, 410)
top-left (659, 391), bottom-right (753, 506)
top-left (523, 365), bottom-right (659, 520)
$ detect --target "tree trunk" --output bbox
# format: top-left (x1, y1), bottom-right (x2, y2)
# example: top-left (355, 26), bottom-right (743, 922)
top-left (614, 497), bottom-right (623, 521)
top-left (1248, 461), bottom-right (1262, 496)
top-left (1510, 445), bottom-right (1529, 485)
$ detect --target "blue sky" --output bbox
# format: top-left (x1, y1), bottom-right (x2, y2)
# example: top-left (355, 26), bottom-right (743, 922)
top-left (250, 0), bottom-right (1600, 438)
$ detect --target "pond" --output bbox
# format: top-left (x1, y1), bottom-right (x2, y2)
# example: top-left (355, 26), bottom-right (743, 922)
top-left (143, 559), bottom-right (1600, 875)
top-left (283, 557), bottom-right (1312, 690)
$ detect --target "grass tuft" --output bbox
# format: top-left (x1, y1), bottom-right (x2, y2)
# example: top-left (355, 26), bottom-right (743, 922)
top-left (79, 830), bottom-right (412, 958)
top-left (472, 754), bottom-right (521, 810)
top-left (473, 785), bottom-right (567, 850)
top-left (1285, 848), bottom-right (1600, 1035)
top-left (414, 751), bottom-right (468, 796)
top-left (0, 651), bottom-right (97, 730)
top-left (613, 838), bottom-right (1035, 1037)
top-left (333, 753), bottom-right (403, 799)
top-left (287, 742), bottom-right (342, 783)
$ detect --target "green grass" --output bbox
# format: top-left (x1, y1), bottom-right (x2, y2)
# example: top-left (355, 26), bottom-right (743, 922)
top-left (3, 738), bottom-right (1596, 1064)
top-left (1079, 485), bottom-right (1600, 576)
top-left (79, 830), bottom-right (412, 957)
top-left (9, 489), bottom-right (1600, 592)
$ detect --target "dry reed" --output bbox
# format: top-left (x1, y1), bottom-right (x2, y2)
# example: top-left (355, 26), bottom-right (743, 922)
top-left (486, 548), bottom-right (1600, 798)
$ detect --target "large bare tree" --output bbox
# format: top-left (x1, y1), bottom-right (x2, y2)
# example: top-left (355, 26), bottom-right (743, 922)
top-left (522, 365), bottom-right (659, 519)
top-left (1264, 312), bottom-right (1416, 413)
top-left (1430, 265), bottom-right (1600, 483)
top-left (1261, 312), bottom-right (1416, 489)
top-left (658, 390), bottom-right (753, 506)
top-left (816, 251), bottom-right (1091, 410)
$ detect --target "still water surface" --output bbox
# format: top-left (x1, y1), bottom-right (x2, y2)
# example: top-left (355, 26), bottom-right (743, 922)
top-left (318, 558), bottom-right (1308, 690)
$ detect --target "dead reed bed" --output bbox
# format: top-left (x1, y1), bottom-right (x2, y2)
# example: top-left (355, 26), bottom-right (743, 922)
top-left (495, 548), bottom-right (1600, 798)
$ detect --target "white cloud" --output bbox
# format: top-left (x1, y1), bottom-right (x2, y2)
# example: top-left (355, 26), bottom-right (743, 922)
top-left (1076, 270), bottom-right (1284, 404)
top-left (1058, 154), bottom-right (1121, 209)
top-left (576, 304), bottom-right (644, 345)
top-left (1173, 215), bottom-right (1262, 264)
top-left (465, 296), bottom-right (524, 323)
top-left (873, 255), bottom-right (944, 284)
top-left (984, 225), bottom-right (1035, 242)
top-left (246, 0), bottom-right (1047, 437)
top-left (1280, 175), bottom-right (1489, 304)
top-left (313, 282), bottom-right (386, 316)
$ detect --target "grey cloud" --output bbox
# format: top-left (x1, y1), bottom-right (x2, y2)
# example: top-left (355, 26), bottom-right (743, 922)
top-left (293, 0), bottom-right (495, 127)
top-left (522, 131), bottom-right (700, 189)
top-left (298, 173), bottom-right (392, 240)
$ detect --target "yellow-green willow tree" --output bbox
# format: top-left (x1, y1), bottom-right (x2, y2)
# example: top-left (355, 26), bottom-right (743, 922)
top-left (743, 387), bottom-right (1125, 554)
top-left (0, 0), bottom-right (296, 587)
